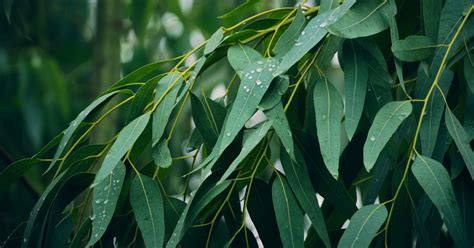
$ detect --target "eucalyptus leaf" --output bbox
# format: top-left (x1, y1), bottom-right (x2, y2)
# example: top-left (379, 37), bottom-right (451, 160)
top-left (342, 39), bottom-right (368, 140)
top-left (94, 113), bottom-right (149, 184)
top-left (87, 162), bottom-right (125, 246)
top-left (152, 140), bottom-right (172, 168)
top-left (313, 77), bottom-right (343, 178)
top-left (445, 107), bottom-right (474, 179)
top-left (204, 28), bottom-right (225, 55)
top-left (272, 175), bottom-right (304, 248)
top-left (412, 156), bottom-right (469, 247)
top-left (130, 175), bottom-right (165, 248)
top-left (338, 204), bottom-right (388, 248)
top-left (363, 101), bottom-right (412, 171)
top-left (391, 35), bottom-right (436, 62)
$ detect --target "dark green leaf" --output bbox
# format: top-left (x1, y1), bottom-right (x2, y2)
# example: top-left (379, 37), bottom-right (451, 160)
top-left (204, 28), bottom-right (225, 55)
top-left (391, 35), bottom-right (436, 62)
top-left (338, 204), bottom-right (388, 248)
top-left (273, 9), bottom-right (306, 57)
top-left (445, 107), bottom-right (474, 179)
top-left (88, 162), bottom-right (126, 246)
top-left (227, 44), bottom-right (262, 78)
top-left (152, 140), bottom-right (172, 168)
top-left (272, 175), bottom-right (304, 248)
top-left (412, 156), bottom-right (469, 247)
top-left (265, 103), bottom-right (295, 160)
top-left (313, 77), bottom-right (343, 178)
top-left (94, 113), bottom-right (149, 184)
top-left (363, 101), bottom-right (412, 171)
top-left (280, 148), bottom-right (330, 247)
top-left (328, 0), bottom-right (391, 39)
top-left (152, 73), bottom-right (183, 146)
top-left (342, 39), bottom-right (368, 140)
top-left (130, 175), bottom-right (165, 248)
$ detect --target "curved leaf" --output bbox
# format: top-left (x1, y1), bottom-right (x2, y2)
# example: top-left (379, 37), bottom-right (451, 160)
top-left (313, 77), bottom-right (343, 178)
top-left (445, 107), bottom-right (474, 179)
top-left (412, 156), bottom-right (469, 247)
top-left (337, 204), bottom-right (388, 248)
top-left (227, 44), bottom-right (262, 78)
top-left (130, 175), bottom-right (165, 248)
top-left (94, 113), bottom-right (150, 184)
top-left (391, 35), bottom-right (435, 62)
top-left (204, 28), bottom-right (225, 55)
top-left (88, 161), bottom-right (126, 246)
top-left (328, 0), bottom-right (391, 39)
top-left (342, 39), bottom-right (368, 140)
top-left (272, 175), bottom-right (304, 248)
top-left (363, 101), bottom-right (412, 171)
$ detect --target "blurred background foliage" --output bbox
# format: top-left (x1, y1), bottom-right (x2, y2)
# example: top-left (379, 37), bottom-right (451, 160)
top-left (0, 0), bottom-right (305, 241)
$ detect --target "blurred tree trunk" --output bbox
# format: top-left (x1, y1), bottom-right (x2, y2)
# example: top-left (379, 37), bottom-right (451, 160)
top-left (92, 0), bottom-right (123, 141)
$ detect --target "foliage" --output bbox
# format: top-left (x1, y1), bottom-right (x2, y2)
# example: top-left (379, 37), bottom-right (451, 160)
top-left (1, 0), bottom-right (474, 247)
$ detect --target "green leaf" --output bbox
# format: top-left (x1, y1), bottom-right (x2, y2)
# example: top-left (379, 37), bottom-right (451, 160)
top-left (46, 91), bottom-right (118, 173)
top-left (391, 35), bottom-right (436, 62)
top-left (200, 54), bottom-right (279, 171)
top-left (337, 204), bottom-right (388, 248)
top-left (445, 107), bottom-right (474, 179)
top-left (88, 161), bottom-right (126, 246)
top-left (266, 102), bottom-right (295, 160)
top-left (94, 113), bottom-right (150, 184)
top-left (273, 9), bottom-right (306, 57)
top-left (227, 44), bottom-right (262, 78)
top-left (363, 101), bottom-right (412, 171)
top-left (280, 148), bottom-right (330, 247)
top-left (412, 156), bottom-right (469, 247)
top-left (190, 93), bottom-right (226, 149)
top-left (218, 119), bottom-right (273, 183)
top-left (342, 39), bottom-right (368, 140)
top-left (422, 0), bottom-right (442, 41)
top-left (130, 175), bottom-right (165, 248)
top-left (152, 73), bottom-right (183, 146)
top-left (204, 28), bottom-right (225, 55)
top-left (328, 0), bottom-right (391, 39)
top-left (152, 140), bottom-right (172, 168)
top-left (272, 175), bottom-right (304, 248)
top-left (313, 77), bottom-right (343, 178)
top-left (419, 70), bottom-right (453, 157)
top-left (218, 0), bottom-right (260, 19)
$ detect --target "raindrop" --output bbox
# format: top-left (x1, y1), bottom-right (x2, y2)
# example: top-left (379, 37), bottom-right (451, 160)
top-left (295, 42), bottom-right (302, 46)
top-left (370, 136), bottom-right (376, 142)
top-left (257, 60), bottom-right (264, 65)
top-left (245, 88), bottom-right (250, 93)
top-left (319, 21), bottom-right (328, 28)
top-left (301, 31), bottom-right (305, 35)
top-left (90, 214), bottom-right (96, 220)
top-left (256, 68), bottom-right (263, 73)
top-left (104, 200), bottom-right (109, 204)
top-left (248, 76), bottom-right (253, 79)
top-left (322, 114), bottom-right (327, 120)
top-left (251, 70), bottom-right (255, 73)
top-left (24, 238), bottom-right (27, 243)
top-left (226, 132), bottom-right (231, 137)
top-left (268, 68), bottom-right (273, 72)
top-left (255, 80), bottom-right (262, 85)
top-left (95, 199), bottom-right (102, 204)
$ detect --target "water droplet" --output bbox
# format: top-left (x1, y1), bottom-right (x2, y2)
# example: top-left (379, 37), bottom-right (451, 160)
top-left (322, 114), bottom-right (327, 120)
top-left (301, 31), bottom-right (305, 35)
top-left (95, 199), bottom-right (102, 204)
top-left (295, 42), bottom-right (302, 46)
top-left (255, 79), bottom-right (262, 85)
top-left (256, 68), bottom-right (263, 73)
top-left (257, 60), bottom-right (264, 65)
top-left (23, 238), bottom-right (27, 243)
top-left (370, 136), bottom-right (376, 142)
top-left (104, 199), bottom-right (109, 204)
top-left (319, 21), bottom-right (328, 28)
top-left (90, 214), bottom-right (96, 220)
top-left (251, 70), bottom-right (255, 73)
top-left (245, 88), bottom-right (250, 92)
top-left (226, 132), bottom-right (231, 137)
top-left (268, 68), bottom-right (273, 72)
top-left (95, 234), bottom-right (99, 237)
top-left (248, 76), bottom-right (253, 79)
